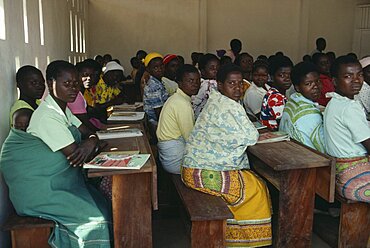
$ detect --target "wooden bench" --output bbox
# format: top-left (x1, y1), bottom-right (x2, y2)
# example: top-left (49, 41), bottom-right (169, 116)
top-left (335, 193), bottom-right (370, 248)
top-left (2, 214), bottom-right (54, 248)
top-left (171, 175), bottom-right (233, 248)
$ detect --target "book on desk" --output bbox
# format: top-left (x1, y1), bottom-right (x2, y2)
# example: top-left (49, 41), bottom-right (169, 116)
top-left (97, 127), bottom-right (143, 140)
top-left (257, 131), bottom-right (290, 143)
top-left (84, 152), bottom-right (150, 170)
top-left (112, 102), bottom-right (143, 111)
top-left (107, 111), bottom-right (145, 121)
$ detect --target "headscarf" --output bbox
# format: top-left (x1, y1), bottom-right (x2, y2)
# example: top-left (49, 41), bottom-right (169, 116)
top-left (143, 52), bottom-right (163, 67)
top-left (359, 56), bottom-right (370, 69)
top-left (163, 54), bottom-right (178, 65)
top-left (103, 61), bottom-right (124, 74)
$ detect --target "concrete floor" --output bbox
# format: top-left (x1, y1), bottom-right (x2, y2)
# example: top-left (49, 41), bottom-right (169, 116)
top-left (153, 166), bottom-right (334, 248)
top-left (152, 210), bottom-right (332, 248)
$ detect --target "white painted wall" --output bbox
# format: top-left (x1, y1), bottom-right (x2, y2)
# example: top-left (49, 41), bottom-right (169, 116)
top-left (88, 0), bottom-right (367, 71)
top-left (0, 0), bottom-right (87, 246)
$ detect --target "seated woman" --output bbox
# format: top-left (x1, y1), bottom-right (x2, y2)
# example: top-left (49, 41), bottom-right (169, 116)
top-left (182, 64), bottom-right (272, 247)
top-left (260, 55), bottom-right (293, 130)
top-left (280, 62), bottom-right (326, 153)
top-left (312, 53), bottom-right (335, 106)
top-left (243, 60), bottom-right (270, 118)
top-left (94, 61), bottom-right (126, 122)
top-left (324, 55), bottom-right (370, 203)
top-left (68, 59), bottom-right (105, 131)
top-left (0, 60), bottom-right (112, 247)
top-left (156, 64), bottom-right (200, 174)
top-left (162, 54), bottom-right (180, 96)
top-left (10, 65), bottom-right (45, 125)
top-left (191, 53), bottom-right (220, 119)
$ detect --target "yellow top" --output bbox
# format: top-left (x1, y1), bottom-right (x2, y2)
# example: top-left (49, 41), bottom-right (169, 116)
top-left (156, 88), bottom-right (194, 141)
top-left (95, 77), bottom-right (121, 105)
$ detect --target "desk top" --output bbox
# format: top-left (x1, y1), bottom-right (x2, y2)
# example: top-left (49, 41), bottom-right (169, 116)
top-left (248, 140), bottom-right (332, 171)
top-left (87, 123), bottom-right (155, 177)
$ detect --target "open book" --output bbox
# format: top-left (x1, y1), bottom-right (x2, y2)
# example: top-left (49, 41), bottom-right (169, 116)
top-left (252, 121), bottom-right (267, 130)
top-left (112, 102), bottom-right (143, 111)
top-left (108, 112), bottom-right (145, 121)
top-left (97, 128), bottom-right (143, 140)
top-left (84, 152), bottom-right (150, 170)
top-left (257, 131), bottom-right (290, 144)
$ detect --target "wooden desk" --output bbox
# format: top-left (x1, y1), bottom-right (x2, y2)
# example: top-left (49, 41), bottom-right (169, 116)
top-left (88, 123), bottom-right (157, 248)
top-left (247, 140), bottom-right (334, 248)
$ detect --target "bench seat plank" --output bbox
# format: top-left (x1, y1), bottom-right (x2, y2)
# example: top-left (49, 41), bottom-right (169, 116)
top-left (171, 175), bottom-right (233, 221)
top-left (2, 214), bottom-right (54, 248)
top-left (2, 215), bottom-right (54, 230)
top-left (171, 175), bottom-right (233, 248)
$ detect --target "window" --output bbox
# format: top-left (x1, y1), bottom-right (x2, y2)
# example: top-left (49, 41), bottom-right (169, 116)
top-left (82, 20), bottom-right (85, 53)
top-left (75, 14), bottom-right (78, 52)
top-left (23, 0), bottom-right (29, 43)
top-left (70, 10), bottom-right (73, 51)
top-left (0, 0), bottom-right (5, 40)
top-left (39, 0), bottom-right (44, 45)
top-left (79, 18), bottom-right (82, 53)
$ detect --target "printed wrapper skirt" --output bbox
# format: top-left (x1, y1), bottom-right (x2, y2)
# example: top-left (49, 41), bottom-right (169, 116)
top-left (336, 156), bottom-right (370, 202)
top-left (181, 167), bottom-right (272, 247)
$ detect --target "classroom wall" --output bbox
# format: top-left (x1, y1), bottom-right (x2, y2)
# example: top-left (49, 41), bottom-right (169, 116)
top-left (0, 0), bottom-right (88, 246)
top-left (88, 0), bottom-right (202, 71)
top-left (88, 0), bottom-right (364, 71)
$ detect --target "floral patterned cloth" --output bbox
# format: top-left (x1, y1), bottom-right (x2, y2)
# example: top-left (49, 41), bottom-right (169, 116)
top-left (95, 77), bottom-right (122, 105)
top-left (84, 86), bottom-right (97, 107)
top-left (184, 90), bottom-right (259, 171)
top-left (260, 87), bottom-right (287, 130)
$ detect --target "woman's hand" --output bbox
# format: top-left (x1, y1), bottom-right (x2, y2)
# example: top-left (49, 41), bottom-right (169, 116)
top-left (62, 137), bottom-right (98, 167)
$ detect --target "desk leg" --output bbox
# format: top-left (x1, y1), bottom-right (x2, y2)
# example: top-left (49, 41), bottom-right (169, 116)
top-left (112, 173), bottom-right (152, 248)
top-left (276, 168), bottom-right (316, 248)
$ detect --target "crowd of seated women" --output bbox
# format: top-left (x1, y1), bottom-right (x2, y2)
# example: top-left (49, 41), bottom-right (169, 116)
top-left (0, 37), bottom-right (369, 247)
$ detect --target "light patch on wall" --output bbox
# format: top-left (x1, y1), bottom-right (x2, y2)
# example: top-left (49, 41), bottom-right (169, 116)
top-left (72, 0), bottom-right (74, 8)
top-left (73, 56), bottom-right (76, 65)
top-left (38, 0), bottom-right (44, 45)
top-left (46, 55), bottom-right (50, 65)
top-left (34, 56), bottom-right (39, 68)
top-left (68, 56), bottom-right (71, 63)
top-left (0, 0), bottom-right (5, 40)
top-left (70, 10), bottom-right (73, 52)
top-left (23, 0), bottom-right (29, 43)
top-left (15, 56), bottom-right (21, 72)
top-left (75, 14), bottom-right (78, 52)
